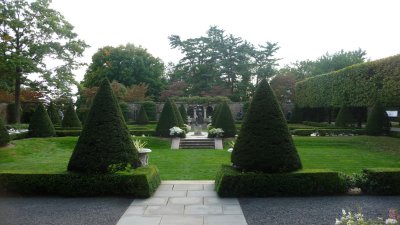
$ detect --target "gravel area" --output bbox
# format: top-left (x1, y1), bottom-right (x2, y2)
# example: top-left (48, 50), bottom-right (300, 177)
top-left (240, 195), bottom-right (400, 225)
top-left (0, 196), bottom-right (133, 225)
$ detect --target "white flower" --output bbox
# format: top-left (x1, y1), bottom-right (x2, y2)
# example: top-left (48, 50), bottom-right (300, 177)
top-left (386, 218), bottom-right (398, 224)
top-left (208, 128), bottom-right (224, 137)
top-left (169, 126), bottom-right (184, 136)
top-left (335, 219), bottom-right (342, 225)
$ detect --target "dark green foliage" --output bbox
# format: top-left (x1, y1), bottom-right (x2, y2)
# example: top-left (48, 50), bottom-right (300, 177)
top-left (136, 105), bottom-right (149, 125)
top-left (7, 103), bottom-right (21, 124)
top-left (140, 101), bottom-right (156, 121)
top-left (211, 103), bottom-right (221, 127)
top-left (179, 104), bottom-right (188, 123)
top-left (21, 105), bottom-right (36, 123)
top-left (215, 165), bottom-right (349, 197)
top-left (62, 103), bottom-right (82, 128)
top-left (335, 105), bottom-right (353, 127)
top-left (55, 130), bottom-right (81, 137)
top-left (214, 101), bottom-right (236, 137)
top-left (359, 168), bottom-right (400, 195)
top-left (119, 102), bottom-right (129, 121)
top-left (47, 102), bottom-right (62, 125)
top-left (366, 102), bottom-right (391, 136)
top-left (68, 79), bottom-right (139, 173)
top-left (28, 104), bottom-right (56, 137)
top-left (155, 98), bottom-right (179, 137)
top-left (289, 105), bottom-right (304, 123)
top-left (291, 129), bottom-right (365, 136)
top-left (242, 101), bottom-right (250, 119)
top-left (0, 118), bottom-right (10, 147)
top-left (0, 165), bottom-right (161, 197)
top-left (171, 100), bottom-right (184, 127)
top-left (231, 79), bottom-right (302, 173)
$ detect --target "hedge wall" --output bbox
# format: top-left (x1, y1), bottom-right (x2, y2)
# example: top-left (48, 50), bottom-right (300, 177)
top-left (358, 168), bottom-right (400, 195)
top-left (295, 55), bottom-right (400, 108)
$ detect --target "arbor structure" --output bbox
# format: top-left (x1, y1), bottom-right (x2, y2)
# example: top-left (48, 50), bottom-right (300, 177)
top-left (214, 101), bottom-right (236, 137)
top-left (1, 0), bottom-right (88, 123)
top-left (62, 102), bottom-right (82, 128)
top-left (28, 103), bottom-right (55, 137)
top-left (231, 79), bottom-right (302, 172)
top-left (155, 98), bottom-right (179, 137)
top-left (68, 79), bottom-right (139, 173)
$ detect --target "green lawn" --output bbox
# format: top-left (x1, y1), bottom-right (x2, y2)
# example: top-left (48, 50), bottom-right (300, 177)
top-left (1, 136), bottom-right (400, 179)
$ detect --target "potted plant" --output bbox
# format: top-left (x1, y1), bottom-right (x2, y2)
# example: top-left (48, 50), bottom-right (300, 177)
top-left (133, 139), bottom-right (152, 166)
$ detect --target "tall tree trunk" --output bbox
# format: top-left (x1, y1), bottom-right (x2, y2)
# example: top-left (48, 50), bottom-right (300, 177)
top-left (14, 66), bottom-right (22, 124)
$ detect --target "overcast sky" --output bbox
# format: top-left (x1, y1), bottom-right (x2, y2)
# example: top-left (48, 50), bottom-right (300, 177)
top-left (50, 0), bottom-right (400, 82)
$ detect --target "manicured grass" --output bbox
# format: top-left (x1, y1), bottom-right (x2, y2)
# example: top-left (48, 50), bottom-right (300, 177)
top-left (1, 136), bottom-right (400, 179)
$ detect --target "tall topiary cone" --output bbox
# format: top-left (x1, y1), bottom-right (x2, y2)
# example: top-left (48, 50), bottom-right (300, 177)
top-left (68, 79), bottom-right (139, 173)
top-left (28, 103), bottom-right (56, 137)
top-left (62, 102), bottom-right (82, 128)
top-left (231, 79), bottom-right (302, 173)
top-left (155, 98), bottom-right (179, 137)
top-left (47, 101), bottom-right (62, 125)
top-left (171, 100), bottom-right (184, 127)
top-left (214, 101), bottom-right (236, 137)
top-left (335, 105), bottom-right (352, 127)
top-left (211, 103), bottom-right (221, 127)
top-left (179, 104), bottom-right (188, 124)
top-left (136, 105), bottom-right (149, 125)
top-left (0, 118), bottom-right (10, 147)
top-left (366, 102), bottom-right (391, 136)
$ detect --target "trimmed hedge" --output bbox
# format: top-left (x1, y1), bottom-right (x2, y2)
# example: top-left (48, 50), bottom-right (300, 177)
top-left (179, 104), bottom-right (188, 124)
top-left (359, 168), bottom-right (400, 195)
top-left (295, 55), bottom-right (400, 108)
top-left (171, 100), bottom-right (184, 127)
top-left (155, 98), bottom-right (179, 137)
top-left (302, 121), bottom-right (337, 128)
top-left (0, 165), bottom-right (160, 197)
top-left (214, 101), bottom-right (236, 138)
top-left (335, 105), bottom-right (353, 127)
top-left (62, 103), bottom-right (82, 128)
top-left (56, 130), bottom-right (81, 137)
top-left (47, 101), bottom-right (62, 125)
top-left (140, 101), bottom-right (157, 121)
top-left (366, 102), bottom-right (391, 136)
top-left (136, 105), bottom-right (149, 125)
top-left (291, 129), bottom-right (365, 136)
top-left (215, 165), bottom-right (349, 197)
top-left (130, 130), bottom-right (155, 136)
top-left (0, 118), bottom-right (10, 146)
top-left (28, 104), bottom-right (56, 137)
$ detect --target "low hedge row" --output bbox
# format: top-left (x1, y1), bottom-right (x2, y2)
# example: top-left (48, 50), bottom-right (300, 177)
top-left (130, 130), bottom-right (155, 136)
top-left (302, 121), bottom-right (339, 128)
top-left (0, 166), bottom-right (161, 197)
top-left (9, 132), bottom-right (28, 140)
top-left (358, 168), bottom-right (400, 195)
top-left (291, 129), bottom-right (365, 136)
top-left (215, 165), bottom-right (349, 197)
top-left (55, 130), bottom-right (82, 137)
top-left (389, 131), bottom-right (400, 138)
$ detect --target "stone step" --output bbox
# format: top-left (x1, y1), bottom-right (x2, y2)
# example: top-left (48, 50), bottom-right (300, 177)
top-left (179, 138), bottom-right (215, 149)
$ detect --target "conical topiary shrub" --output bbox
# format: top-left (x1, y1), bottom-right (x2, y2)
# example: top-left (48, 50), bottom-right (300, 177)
top-left (366, 102), bottom-right (391, 136)
top-left (214, 101), bottom-right (236, 137)
top-left (47, 101), bottom-right (62, 126)
top-left (136, 105), bottom-right (149, 125)
top-left (62, 102), bottom-right (82, 128)
top-left (155, 98), bottom-right (179, 137)
top-left (335, 105), bottom-right (353, 127)
top-left (28, 103), bottom-right (56, 137)
top-left (0, 118), bottom-right (10, 147)
top-left (68, 79), bottom-right (139, 173)
top-left (179, 104), bottom-right (188, 124)
top-left (171, 100), bottom-right (184, 127)
top-left (231, 79), bottom-right (302, 173)
top-left (211, 103), bottom-right (221, 127)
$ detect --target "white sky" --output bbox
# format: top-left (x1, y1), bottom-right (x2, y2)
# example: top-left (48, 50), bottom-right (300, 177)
top-left (50, 0), bottom-right (400, 82)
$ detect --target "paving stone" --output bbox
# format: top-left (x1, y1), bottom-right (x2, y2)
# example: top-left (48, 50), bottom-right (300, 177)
top-left (157, 184), bottom-right (173, 191)
top-left (204, 197), bottom-right (239, 205)
top-left (144, 205), bottom-right (184, 215)
top-left (185, 205), bottom-right (223, 215)
top-left (117, 215), bottom-right (162, 225)
top-left (204, 215), bottom-right (248, 225)
top-left (187, 190), bottom-right (218, 197)
top-left (124, 205), bottom-right (146, 215)
top-left (222, 205), bottom-right (243, 215)
top-left (203, 184), bottom-right (215, 190)
top-left (160, 215), bottom-right (204, 225)
top-left (168, 197), bottom-right (203, 205)
top-left (131, 197), bottom-right (168, 206)
top-left (154, 190), bottom-right (187, 197)
top-left (173, 184), bottom-right (203, 191)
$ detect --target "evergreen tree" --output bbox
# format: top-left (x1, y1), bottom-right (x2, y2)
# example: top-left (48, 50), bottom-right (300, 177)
top-left (155, 98), bottom-right (179, 137)
top-left (214, 101), bottom-right (236, 137)
top-left (335, 105), bottom-right (352, 127)
top-left (231, 79), bottom-right (302, 173)
top-left (0, 118), bottom-right (10, 147)
top-left (68, 79), bottom-right (139, 173)
top-left (62, 102), bottom-right (82, 128)
top-left (366, 102), bottom-right (391, 136)
top-left (171, 100), bottom-right (184, 127)
top-left (47, 101), bottom-right (62, 125)
top-left (211, 103), bottom-right (221, 127)
top-left (136, 105), bottom-right (149, 125)
top-left (28, 103), bottom-right (56, 137)
top-left (179, 104), bottom-right (188, 124)
top-left (289, 105), bottom-right (303, 123)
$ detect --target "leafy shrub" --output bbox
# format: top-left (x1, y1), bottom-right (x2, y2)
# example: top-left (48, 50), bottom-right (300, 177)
top-left (335, 105), bottom-right (353, 127)
top-left (0, 166), bottom-right (160, 197)
top-left (0, 118), bottom-right (10, 146)
top-left (140, 101), bottom-right (156, 121)
top-left (359, 168), bottom-right (400, 195)
top-left (62, 102), bottom-right (82, 129)
top-left (28, 103), bottom-right (56, 137)
top-left (211, 103), bottom-right (221, 127)
top-left (21, 105), bottom-right (36, 123)
top-left (214, 101), bottom-right (236, 137)
top-left (208, 128), bottom-right (224, 138)
top-left (171, 100), bottom-right (184, 127)
top-left (155, 98), bottom-right (179, 137)
top-left (231, 79), bottom-right (301, 173)
top-left (119, 102), bottom-right (129, 121)
top-left (136, 105), bottom-right (149, 125)
top-left (179, 104), bottom-right (188, 123)
top-left (366, 102), bottom-right (391, 136)
top-left (6, 103), bottom-right (21, 124)
top-left (289, 105), bottom-right (304, 123)
top-left (47, 101), bottom-right (62, 125)
top-left (68, 79), bottom-right (139, 173)
top-left (215, 165), bottom-right (349, 197)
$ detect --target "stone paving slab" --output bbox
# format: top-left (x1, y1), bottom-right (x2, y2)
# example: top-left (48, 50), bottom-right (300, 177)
top-left (116, 181), bottom-right (248, 225)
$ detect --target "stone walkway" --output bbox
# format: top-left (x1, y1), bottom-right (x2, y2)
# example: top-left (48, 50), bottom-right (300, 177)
top-left (116, 181), bottom-right (248, 225)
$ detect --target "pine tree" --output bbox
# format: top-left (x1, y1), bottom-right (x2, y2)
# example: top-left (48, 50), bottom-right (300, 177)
top-left (155, 98), bottom-right (179, 137)
top-left (366, 102), bottom-right (391, 136)
top-left (62, 102), bottom-right (82, 128)
top-left (231, 79), bottom-right (302, 173)
top-left (0, 118), bottom-right (10, 147)
top-left (214, 101), bottom-right (236, 137)
top-left (28, 103), bottom-right (56, 137)
top-left (68, 79), bottom-right (139, 173)
top-left (47, 101), bottom-right (62, 125)
top-left (335, 105), bottom-right (352, 127)
top-left (136, 105), bottom-right (149, 125)
top-left (179, 104), bottom-right (188, 124)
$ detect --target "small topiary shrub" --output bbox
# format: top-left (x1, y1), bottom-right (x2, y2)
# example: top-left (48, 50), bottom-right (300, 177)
top-left (366, 102), bottom-right (391, 136)
top-left (140, 101), bottom-right (156, 121)
top-left (211, 103), bottom-right (221, 127)
top-left (136, 105), bottom-right (149, 125)
top-left (179, 104), bottom-right (188, 124)
top-left (359, 168), bottom-right (400, 195)
top-left (28, 103), bottom-right (56, 137)
top-left (62, 102), bottom-right (82, 128)
top-left (171, 100), bottom-right (184, 127)
top-left (335, 105), bottom-right (353, 127)
top-left (214, 101), bottom-right (236, 137)
top-left (155, 98), bottom-right (179, 137)
top-left (0, 118), bottom-right (10, 147)
top-left (231, 79), bottom-right (302, 173)
top-left (47, 101), bottom-right (62, 125)
top-left (68, 79), bottom-right (139, 173)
